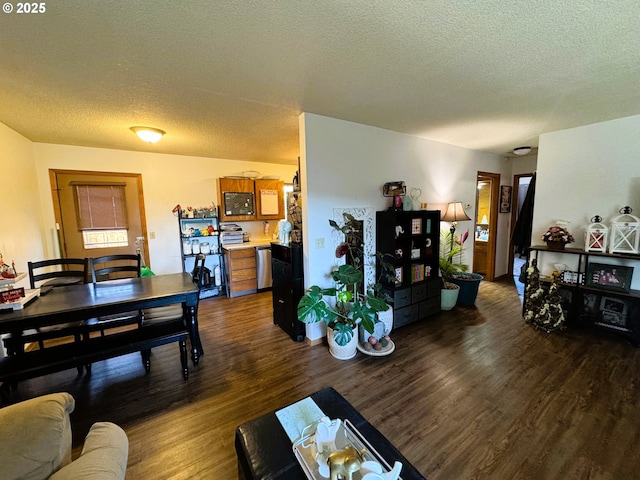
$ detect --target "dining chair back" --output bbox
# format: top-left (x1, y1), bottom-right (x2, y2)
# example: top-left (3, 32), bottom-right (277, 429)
top-left (28, 257), bottom-right (89, 289)
top-left (139, 254), bottom-right (208, 370)
top-left (82, 254), bottom-right (143, 373)
top-left (90, 254), bottom-right (141, 283)
top-left (3, 258), bottom-right (88, 368)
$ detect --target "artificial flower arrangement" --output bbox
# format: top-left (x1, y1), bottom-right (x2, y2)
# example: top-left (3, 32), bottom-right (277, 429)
top-left (541, 225), bottom-right (575, 244)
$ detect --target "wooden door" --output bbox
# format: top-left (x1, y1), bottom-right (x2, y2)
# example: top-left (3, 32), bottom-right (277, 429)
top-left (50, 170), bottom-right (150, 265)
top-left (474, 172), bottom-right (500, 281)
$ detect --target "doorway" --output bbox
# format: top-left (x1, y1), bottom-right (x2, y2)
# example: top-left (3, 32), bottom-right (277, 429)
top-left (473, 172), bottom-right (500, 281)
top-left (50, 170), bottom-right (150, 265)
top-left (509, 173), bottom-right (534, 296)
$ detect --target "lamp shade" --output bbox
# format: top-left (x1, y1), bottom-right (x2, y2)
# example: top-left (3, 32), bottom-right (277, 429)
top-left (130, 126), bottom-right (165, 143)
top-left (441, 202), bottom-right (471, 223)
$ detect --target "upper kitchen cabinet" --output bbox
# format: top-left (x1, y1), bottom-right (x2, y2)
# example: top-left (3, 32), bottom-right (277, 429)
top-left (255, 179), bottom-right (284, 221)
top-left (217, 177), bottom-right (285, 223)
top-left (217, 177), bottom-right (256, 222)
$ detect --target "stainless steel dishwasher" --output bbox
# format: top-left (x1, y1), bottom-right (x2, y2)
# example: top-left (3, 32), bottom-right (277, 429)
top-left (256, 245), bottom-right (272, 290)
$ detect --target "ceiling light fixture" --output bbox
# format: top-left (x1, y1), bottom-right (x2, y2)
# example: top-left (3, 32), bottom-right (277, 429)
top-left (130, 126), bottom-right (165, 143)
top-left (513, 146), bottom-right (532, 156)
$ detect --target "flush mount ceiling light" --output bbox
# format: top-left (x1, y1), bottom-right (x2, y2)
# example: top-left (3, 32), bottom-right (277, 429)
top-left (130, 126), bottom-right (165, 143)
top-left (513, 146), bottom-right (532, 156)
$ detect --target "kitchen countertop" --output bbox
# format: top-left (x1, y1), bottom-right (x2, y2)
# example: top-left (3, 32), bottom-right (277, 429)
top-left (222, 238), bottom-right (273, 250)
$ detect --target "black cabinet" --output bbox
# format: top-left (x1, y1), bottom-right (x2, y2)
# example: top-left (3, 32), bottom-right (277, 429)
top-left (376, 209), bottom-right (441, 329)
top-left (271, 242), bottom-right (305, 341)
top-left (527, 246), bottom-right (640, 345)
top-left (178, 209), bottom-right (225, 298)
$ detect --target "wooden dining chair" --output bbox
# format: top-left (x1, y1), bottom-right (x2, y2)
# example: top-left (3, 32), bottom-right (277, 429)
top-left (81, 254), bottom-right (143, 373)
top-left (2, 258), bottom-right (89, 357)
top-left (139, 254), bottom-right (208, 371)
top-left (89, 253), bottom-right (141, 283)
top-left (28, 257), bottom-right (89, 289)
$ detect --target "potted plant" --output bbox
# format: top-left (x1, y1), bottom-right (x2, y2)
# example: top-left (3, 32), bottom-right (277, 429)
top-left (297, 214), bottom-right (391, 359)
top-left (439, 230), bottom-right (467, 310)
top-left (443, 229), bottom-right (484, 306)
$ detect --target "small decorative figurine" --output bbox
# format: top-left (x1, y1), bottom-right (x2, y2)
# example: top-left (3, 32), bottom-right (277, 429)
top-left (327, 445), bottom-right (366, 480)
top-left (278, 219), bottom-right (292, 246)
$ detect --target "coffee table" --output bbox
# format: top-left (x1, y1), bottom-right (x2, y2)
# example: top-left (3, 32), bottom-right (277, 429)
top-left (235, 387), bottom-right (426, 479)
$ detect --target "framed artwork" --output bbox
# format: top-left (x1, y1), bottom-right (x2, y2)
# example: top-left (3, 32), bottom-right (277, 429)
top-left (499, 185), bottom-right (512, 213)
top-left (394, 266), bottom-right (403, 285)
top-left (599, 296), bottom-right (629, 327)
top-left (585, 263), bottom-right (633, 293)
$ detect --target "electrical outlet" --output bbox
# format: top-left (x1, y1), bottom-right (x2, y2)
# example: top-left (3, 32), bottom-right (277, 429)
top-left (315, 237), bottom-right (325, 249)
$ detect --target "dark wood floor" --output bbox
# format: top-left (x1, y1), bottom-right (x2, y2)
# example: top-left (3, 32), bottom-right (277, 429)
top-left (8, 277), bottom-right (640, 479)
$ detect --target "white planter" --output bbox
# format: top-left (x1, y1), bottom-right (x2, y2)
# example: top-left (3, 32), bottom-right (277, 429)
top-left (441, 284), bottom-right (460, 311)
top-left (327, 326), bottom-right (358, 360)
top-left (359, 305), bottom-right (394, 344)
top-left (378, 305), bottom-right (394, 335)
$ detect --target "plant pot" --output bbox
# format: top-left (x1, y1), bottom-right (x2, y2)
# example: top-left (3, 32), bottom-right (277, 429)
top-left (327, 326), bottom-right (358, 360)
top-left (378, 304), bottom-right (394, 335)
top-left (546, 240), bottom-right (565, 251)
top-left (440, 283), bottom-right (460, 310)
top-left (451, 273), bottom-right (484, 306)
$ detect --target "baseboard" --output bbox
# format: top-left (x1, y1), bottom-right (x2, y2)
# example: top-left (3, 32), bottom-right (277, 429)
top-left (305, 336), bottom-right (325, 347)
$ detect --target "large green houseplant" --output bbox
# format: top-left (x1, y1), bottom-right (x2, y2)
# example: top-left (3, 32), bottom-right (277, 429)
top-left (297, 213), bottom-right (391, 347)
top-left (439, 229), bottom-right (483, 306)
top-left (439, 230), bottom-right (469, 284)
top-left (439, 230), bottom-right (469, 310)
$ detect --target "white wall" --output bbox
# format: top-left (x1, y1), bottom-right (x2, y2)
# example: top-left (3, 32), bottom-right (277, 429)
top-left (30, 143), bottom-right (296, 274)
top-left (534, 114), bottom-right (640, 278)
top-left (299, 113), bottom-right (508, 340)
top-left (0, 123), bottom-right (45, 288)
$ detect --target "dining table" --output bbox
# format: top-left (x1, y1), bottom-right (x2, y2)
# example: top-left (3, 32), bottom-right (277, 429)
top-left (0, 272), bottom-right (202, 386)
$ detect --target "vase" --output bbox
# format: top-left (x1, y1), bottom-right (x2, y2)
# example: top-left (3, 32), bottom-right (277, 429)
top-left (546, 240), bottom-right (565, 251)
top-left (327, 326), bottom-right (358, 360)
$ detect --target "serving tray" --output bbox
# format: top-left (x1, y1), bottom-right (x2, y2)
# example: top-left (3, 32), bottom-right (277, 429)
top-left (293, 419), bottom-right (401, 480)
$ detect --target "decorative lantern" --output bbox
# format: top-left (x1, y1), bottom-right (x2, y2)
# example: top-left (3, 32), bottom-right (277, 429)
top-left (584, 215), bottom-right (608, 252)
top-left (609, 207), bottom-right (640, 254)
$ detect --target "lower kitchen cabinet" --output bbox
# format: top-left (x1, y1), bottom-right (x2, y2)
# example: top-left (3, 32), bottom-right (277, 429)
top-left (224, 247), bottom-right (257, 298)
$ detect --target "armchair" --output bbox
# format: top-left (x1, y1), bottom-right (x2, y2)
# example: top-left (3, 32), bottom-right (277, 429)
top-left (0, 392), bottom-right (128, 480)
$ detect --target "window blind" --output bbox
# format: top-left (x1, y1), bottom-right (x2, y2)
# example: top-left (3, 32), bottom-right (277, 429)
top-left (74, 183), bottom-right (128, 230)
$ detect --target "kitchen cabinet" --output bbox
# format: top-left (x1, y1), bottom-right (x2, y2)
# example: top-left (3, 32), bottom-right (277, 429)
top-left (255, 179), bottom-right (284, 220)
top-left (271, 242), bottom-right (305, 341)
top-left (527, 246), bottom-right (640, 345)
top-left (178, 209), bottom-right (225, 298)
top-left (376, 209), bottom-right (441, 329)
top-left (217, 177), bottom-right (285, 222)
top-left (217, 177), bottom-right (256, 222)
top-left (224, 246), bottom-right (257, 298)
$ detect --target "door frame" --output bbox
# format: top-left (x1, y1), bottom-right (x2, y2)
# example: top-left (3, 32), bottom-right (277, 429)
top-left (475, 171), bottom-right (500, 281)
top-left (508, 173), bottom-right (534, 276)
top-left (49, 169), bottom-right (150, 266)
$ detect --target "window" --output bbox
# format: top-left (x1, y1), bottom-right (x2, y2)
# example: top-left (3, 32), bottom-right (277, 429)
top-left (73, 183), bottom-right (129, 249)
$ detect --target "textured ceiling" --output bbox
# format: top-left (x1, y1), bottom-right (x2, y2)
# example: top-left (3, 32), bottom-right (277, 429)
top-left (1, 1), bottom-right (639, 165)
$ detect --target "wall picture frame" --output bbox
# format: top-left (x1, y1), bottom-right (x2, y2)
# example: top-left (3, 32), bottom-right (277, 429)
top-left (585, 262), bottom-right (633, 293)
top-left (499, 185), bottom-right (512, 213)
